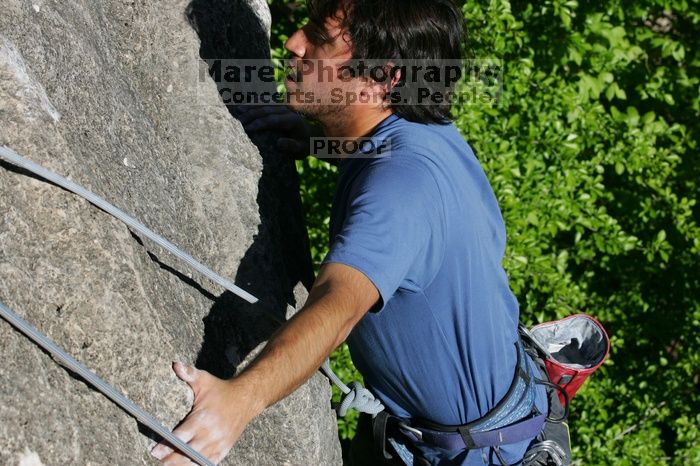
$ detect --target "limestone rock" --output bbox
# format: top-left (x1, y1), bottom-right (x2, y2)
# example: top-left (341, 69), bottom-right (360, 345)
top-left (0, 1), bottom-right (340, 465)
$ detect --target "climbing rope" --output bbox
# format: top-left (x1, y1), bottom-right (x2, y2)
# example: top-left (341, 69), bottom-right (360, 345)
top-left (0, 300), bottom-right (215, 466)
top-left (0, 146), bottom-right (257, 304)
top-left (321, 360), bottom-right (384, 416)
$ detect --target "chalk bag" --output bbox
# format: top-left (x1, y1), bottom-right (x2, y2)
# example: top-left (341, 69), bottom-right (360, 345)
top-left (529, 314), bottom-right (610, 405)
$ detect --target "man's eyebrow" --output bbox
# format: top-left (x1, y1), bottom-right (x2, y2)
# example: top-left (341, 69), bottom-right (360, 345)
top-left (303, 20), bottom-right (331, 45)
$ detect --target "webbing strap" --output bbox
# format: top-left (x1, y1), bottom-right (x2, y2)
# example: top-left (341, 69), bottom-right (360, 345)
top-left (0, 300), bottom-right (215, 466)
top-left (0, 146), bottom-right (257, 304)
top-left (398, 413), bottom-right (546, 450)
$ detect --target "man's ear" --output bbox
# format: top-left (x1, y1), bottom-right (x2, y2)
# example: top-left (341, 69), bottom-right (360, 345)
top-left (361, 64), bottom-right (402, 107)
top-left (387, 64), bottom-right (402, 89)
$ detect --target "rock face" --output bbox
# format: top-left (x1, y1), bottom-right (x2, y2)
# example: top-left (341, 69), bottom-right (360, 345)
top-left (0, 1), bottom-right (341, 465)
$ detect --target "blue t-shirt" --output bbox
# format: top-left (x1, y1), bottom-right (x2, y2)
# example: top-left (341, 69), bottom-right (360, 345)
top-left (322, 114), bottom-right (546, 465)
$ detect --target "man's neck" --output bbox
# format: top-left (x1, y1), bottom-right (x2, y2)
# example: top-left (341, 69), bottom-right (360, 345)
top-left (321, 107), bottom-right (394, 138)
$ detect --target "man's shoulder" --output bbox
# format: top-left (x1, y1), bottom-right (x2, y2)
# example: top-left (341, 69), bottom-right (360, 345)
top-left (379, 117), bottom-right (465, 152)
top-left (352, 153), bottom-right (443, 206)
top-left (343, 116), bottom-right (475, 204)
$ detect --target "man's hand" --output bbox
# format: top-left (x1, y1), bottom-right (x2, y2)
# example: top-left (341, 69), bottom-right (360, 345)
top-left (150, 362), bottom-right (261, 465)
top-left (236, 105), bottom-right (320, 159)
top-left (151, 263), bottom-right (378, 465)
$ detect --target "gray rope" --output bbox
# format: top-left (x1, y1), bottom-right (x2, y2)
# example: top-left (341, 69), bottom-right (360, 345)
top-left (321, 360), bottom-right (384, 416)
top-left (0, 300), bottom-right (214, 466)
top-left (0, 146), bottom-right (257, 304)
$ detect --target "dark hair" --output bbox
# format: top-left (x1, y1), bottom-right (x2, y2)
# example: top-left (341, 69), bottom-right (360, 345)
top-left (307, 0), bottom-right (466, 124)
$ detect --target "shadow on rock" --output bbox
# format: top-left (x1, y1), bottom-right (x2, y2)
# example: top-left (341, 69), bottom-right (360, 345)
top-left (185, 0), bottom-right (314, 379)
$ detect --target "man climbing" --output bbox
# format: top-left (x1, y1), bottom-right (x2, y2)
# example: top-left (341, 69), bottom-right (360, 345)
top-left (152, 0), bottom-right (548, 464)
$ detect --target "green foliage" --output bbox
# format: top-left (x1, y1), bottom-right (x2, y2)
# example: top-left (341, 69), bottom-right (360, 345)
top-left (295, 157), bottom-right (337, 270)
top-left (268, 0), bottom-right (700, 460)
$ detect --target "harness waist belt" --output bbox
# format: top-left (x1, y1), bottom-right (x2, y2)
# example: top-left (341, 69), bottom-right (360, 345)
top-left (398, 340), bottom-right (546, 450)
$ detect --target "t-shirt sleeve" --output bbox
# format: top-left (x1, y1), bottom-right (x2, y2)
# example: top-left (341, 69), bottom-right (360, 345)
top-left (322, 158), bottom-right (445, 312)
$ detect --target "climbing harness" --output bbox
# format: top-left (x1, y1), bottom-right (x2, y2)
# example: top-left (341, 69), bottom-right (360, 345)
top-left (369, 340), bottom-right (547, 464)
top-left (363, 316), bottom-right (609, 466)
top-left (0, 300), bottom-right (215, 466)
top-left (0, 145), bottom-right (372, 461)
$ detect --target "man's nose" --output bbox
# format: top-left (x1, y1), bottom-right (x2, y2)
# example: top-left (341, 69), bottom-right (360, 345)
top-left (285, 28), bottom-right (307, 58)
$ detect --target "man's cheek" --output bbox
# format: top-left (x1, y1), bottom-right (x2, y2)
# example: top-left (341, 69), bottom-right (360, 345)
top-left (345, 90), bottom-right (358, 105)
top-left (331, 88), bottom-right (344, 104)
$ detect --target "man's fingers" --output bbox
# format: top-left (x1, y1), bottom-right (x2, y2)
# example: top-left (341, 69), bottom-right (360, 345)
top-left (151, 417), bottom-right (197, 460)
top-left (151, 437), bottom-right (178, 461)
top-left (237, 105), bottom-right (289, 124)
top-left (244, 113), bottom-right (302, 132)
top-left (187, 436), bottom-right (231, 466)
top-left (173, 361), bottom-right (200, 386)
top-left (151, 364), bottom-right (241, 466)
top-left (277, 138), bottom-right (308, 158)
top-left (160, 435), bottom-right (225, 466)
top-left (160, 451), bottom-right (199, 466)
top-left (171, 417), bottom-right (198, 444)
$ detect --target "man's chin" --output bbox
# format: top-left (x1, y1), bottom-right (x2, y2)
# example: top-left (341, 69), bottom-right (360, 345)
top-left (285, 96), bottom-right (317, 117)
top-left (284, 98), bottom-right (308, 115)
top-left (292, 105), bottom-right (319, 119)
top-left (284, 91), bottom-right (340, 119)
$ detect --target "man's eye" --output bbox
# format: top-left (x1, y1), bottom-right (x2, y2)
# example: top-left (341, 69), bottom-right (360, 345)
top-left (304, 24), bottom-right (329, 46)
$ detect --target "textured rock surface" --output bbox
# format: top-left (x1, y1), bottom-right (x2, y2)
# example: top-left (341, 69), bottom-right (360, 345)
top-left (0, 1), bottom-right (341, 465)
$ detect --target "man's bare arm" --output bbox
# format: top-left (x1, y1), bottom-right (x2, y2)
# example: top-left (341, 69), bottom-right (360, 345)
top-left (239, 262), bottom-right (379, 410)
top-left (152, 262), bottom-right (379, 465)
